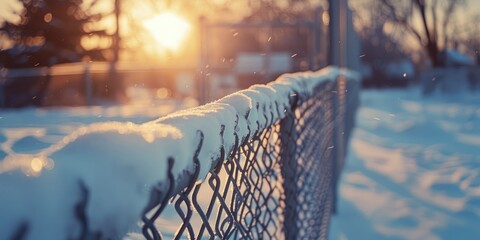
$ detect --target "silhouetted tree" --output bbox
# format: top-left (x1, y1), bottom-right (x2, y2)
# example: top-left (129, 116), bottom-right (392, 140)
top-left (350, 0), bottom-right (411, 87)
top-left (0, 0), bottom-right (108, 68)
top-left (379, 0), bottom-right (466, 67)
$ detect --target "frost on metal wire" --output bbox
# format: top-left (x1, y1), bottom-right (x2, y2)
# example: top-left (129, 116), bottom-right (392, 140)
top-left (0, 66), bottom-right (359, 240)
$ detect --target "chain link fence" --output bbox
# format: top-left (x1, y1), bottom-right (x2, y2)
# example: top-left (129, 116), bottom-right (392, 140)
top-left (139, 71), bottom-right (359, 239)
top-left (0, 67), bottom-right (358, 240)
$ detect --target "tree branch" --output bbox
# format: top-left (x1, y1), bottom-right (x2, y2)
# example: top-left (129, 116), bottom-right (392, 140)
top-left (380, 0), bottom-right (423, 44)
top-left (431, 0), bottom-right (439, 44)
top-left (414, 0), bottom-right (434, 46)
top-left (442, 0), bottom-right (463, 49)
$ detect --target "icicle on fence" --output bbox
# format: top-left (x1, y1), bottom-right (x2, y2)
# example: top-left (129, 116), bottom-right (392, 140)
top-left (0, 66), bottom-right (359, 240)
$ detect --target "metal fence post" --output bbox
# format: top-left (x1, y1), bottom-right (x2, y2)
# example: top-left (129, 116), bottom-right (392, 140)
top-left (280, 95), bottom-right (299, 240)
top-left (199, 16), bottom-right (208, 104)
top-left (0, 69), bottom-right (5, 108)
top-left (83, 61), bottom-right (93, 105)
top-left (312, 7), bottom-right (321, 70)
top-left (331, 75), bottom-right (347, 214)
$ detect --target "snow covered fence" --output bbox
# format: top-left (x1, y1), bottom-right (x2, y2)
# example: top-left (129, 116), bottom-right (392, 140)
top-left (0, 66), bottom-right (359, 240)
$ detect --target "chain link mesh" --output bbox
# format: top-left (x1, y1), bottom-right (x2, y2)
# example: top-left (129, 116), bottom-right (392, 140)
top-left (140, 76), bottom-right (357, 240)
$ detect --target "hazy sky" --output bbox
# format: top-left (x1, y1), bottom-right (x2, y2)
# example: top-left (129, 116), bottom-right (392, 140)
top-left (1, 0), bottom-right (479, 23)
top-left (0, 0), bottom-right (22, 24)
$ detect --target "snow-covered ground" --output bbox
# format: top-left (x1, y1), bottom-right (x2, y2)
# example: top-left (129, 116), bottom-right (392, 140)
top-left (330, 88), bottom-right (480, 240)
top-left (0, 87), bottom-right (199, 175)
top-left (0, 68), bottom-right (350, 239)
top-left (0, 87), bottom-right (198, 239)
top-left (3, 82), bottom-right (479, 239)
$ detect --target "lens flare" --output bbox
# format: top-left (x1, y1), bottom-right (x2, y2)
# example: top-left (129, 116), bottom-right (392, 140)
top-left (143, 12), bottom-right (190, 51)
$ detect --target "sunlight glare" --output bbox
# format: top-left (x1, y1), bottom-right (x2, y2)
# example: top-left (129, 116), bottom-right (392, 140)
top-left (143, 12), bottom-right (190, 51)
top-left (30, 157), bottom-right (43, 173)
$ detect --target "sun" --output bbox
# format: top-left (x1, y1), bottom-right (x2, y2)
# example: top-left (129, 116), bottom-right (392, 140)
top-left (143, 12), bottom-right (191, 51)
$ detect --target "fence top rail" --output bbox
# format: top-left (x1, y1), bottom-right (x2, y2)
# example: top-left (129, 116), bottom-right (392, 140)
top-left (0, 66), bottom-right (358, 239)
top-left (205, 20), bottom-right (316, 29)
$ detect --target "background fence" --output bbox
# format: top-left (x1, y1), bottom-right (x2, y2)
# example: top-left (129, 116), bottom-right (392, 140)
top-left (0, 62), bottom-right (199, 108)
top-left (0, 66), bottom-right (359, 240)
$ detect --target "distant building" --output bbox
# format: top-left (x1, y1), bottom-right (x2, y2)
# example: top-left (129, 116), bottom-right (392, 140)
top-left (421, 50), bottom-right (479, 94)
top-left (442, 49), bottom-right (475, 67)
top-left (235, 52), bottom-right (292, 75)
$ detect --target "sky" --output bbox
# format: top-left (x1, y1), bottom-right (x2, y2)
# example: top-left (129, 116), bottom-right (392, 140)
top-left (1, 0), bottom-right (479, 22)
top-left (0, 0), bottom-right (22, 24)
top-left (0, 0), bottom-right (478, 61)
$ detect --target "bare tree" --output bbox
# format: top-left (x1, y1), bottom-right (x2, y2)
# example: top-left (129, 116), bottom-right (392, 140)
top-left (380, 0), bottom-right (466, 67)
top-left (0, 0), bottom-right (109, 68)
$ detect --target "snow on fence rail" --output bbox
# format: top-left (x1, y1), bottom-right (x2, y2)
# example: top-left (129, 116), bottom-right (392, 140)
top-left (0, 66), bottom-right (359, 240)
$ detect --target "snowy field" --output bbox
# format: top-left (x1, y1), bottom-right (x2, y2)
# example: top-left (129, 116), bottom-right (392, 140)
top-left (0, 87), bottom-right (198, 166)
top-left (330, 88), bottom-right (480, 240)
top-left (2, 83), bottom-right (479, 239)
top-left (0, 68), bottom-right (347, 239)
top-left (0, 87), bottom-right (200, 238)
